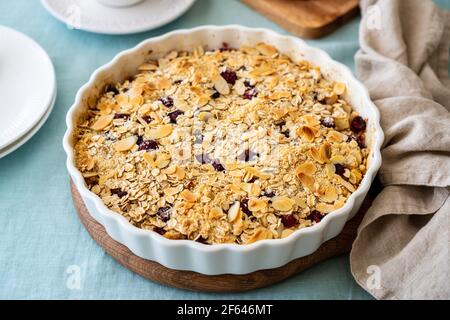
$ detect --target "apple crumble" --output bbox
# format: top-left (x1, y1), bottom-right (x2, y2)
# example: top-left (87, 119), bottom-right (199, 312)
top-left (74, 42), bottom-right (369, 244)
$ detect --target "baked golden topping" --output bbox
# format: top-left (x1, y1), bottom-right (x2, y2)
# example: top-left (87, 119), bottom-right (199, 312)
top-left (74, 43), bottom-right (369, 244)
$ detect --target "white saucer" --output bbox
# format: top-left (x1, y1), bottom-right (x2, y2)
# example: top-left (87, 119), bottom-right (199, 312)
top-left (41, 0), bottom-right (196, 35)
top-left (0, 87), bottom-right (56, 159)
top-left (0, 26), bottom-right (56, 150)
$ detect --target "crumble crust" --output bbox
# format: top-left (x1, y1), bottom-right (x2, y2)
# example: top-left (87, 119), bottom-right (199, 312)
top-left (74, 43), bottom-right (369, 244)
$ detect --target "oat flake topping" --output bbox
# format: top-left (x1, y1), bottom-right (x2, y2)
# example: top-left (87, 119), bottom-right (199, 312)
top-left (74, 43), bottom-right (368, 244)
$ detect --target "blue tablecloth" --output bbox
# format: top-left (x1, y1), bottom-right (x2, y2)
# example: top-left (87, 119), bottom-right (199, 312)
top-left (1, 0), bottom-right (448, 300)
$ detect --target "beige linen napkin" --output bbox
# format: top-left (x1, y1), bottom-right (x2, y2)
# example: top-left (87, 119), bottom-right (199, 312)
top-left (350, 0), bottom-right (450, 299)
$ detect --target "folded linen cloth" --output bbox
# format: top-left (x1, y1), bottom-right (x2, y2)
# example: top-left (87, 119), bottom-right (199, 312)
top-left (350, 0), bottom-right (450, 299)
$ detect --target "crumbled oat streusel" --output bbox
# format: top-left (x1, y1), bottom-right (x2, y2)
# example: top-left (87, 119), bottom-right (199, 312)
top-left (74, 42), bottom-right (369, 244)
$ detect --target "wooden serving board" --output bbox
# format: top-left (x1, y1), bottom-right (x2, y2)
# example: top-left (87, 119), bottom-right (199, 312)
top-left (71, 180), bottom-right (374, 292)
top-left (241, 0), bottom-right (360, 39)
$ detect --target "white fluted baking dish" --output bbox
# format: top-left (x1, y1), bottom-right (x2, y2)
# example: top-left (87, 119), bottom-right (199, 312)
top-left (63, 25), bottom-right (383, 275)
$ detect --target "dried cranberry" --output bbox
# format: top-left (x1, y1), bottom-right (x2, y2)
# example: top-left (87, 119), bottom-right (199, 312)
top-left (196, 236), bottom-right (210, 245)
top-left (141, 115), bottom-right (152, 123)
top-left (136, 135), bottom-right (143, 146)
top-left (238, 149), bottom-right (257, 162)
top-left (321, 117), bottom-right (335, 128)
top-left (261, 190), bottom-right (275, 198)
top-left (243, 88), bottom-right (258, 100)
top-left (247, 176), bottom-right (257, 183)
top-left (348, 134), bottom-right (366, 149)
top-left (113, 113), bottom-right (129, 120)
top-left (356, 134), bottom-right (366, 149)
top-left (110, 188), bottom-right (127, 198)
top-left (350, 116), bottom-right (366, 133)
top-left (334, 163), bottom-right (346, 177)
top-left (243, 80), bottom-right (254, 88)
top-left (185, 180), bottom-right (195, 189)
top-left (281, 214), bottom-right (298, 228)
top-left (210, 91), bottom-right (220, 99)
top-left (159, 96), bottom-right (173, 108)
top-left (240, 198), bottom-right (252, 216)
top-left (105, 84), bottom-right (119, 95)
top-left (168, 110), bottom-right (184, 123)
top-left (220, 70), bottom-right (238, 85)
top-left (138, 139), bottom-right (158, 151)
top-left (211, 160), bottom-right (225, 172)
top-left (153, 227), bottom-right (165, 235)
top-left (219, 42), bottom-right (230, 51)
top-left (308, 210), bottom-right (323, 223)
top-left (157, 206), bottom-right (172, 222)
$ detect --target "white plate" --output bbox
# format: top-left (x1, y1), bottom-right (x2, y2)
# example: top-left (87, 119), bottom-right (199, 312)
top-left (41, 0), bottom-right (196, 35)
top-left (0, 26), bottom-right (56, 150)
top-left (0, 89), bottom-right (56, 159)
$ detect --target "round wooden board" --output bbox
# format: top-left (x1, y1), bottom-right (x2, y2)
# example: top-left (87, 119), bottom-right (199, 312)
top-left (71, 181), bottom-right (373, 292)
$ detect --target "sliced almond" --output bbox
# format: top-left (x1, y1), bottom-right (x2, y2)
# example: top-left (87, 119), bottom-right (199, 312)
top-left (248, 198), bottom-right (268, 212)
top-left (335, 116), bottom-right (349, 130)
top-left (249, 184), bottom-right (261, 197)
top-left (174, 166), bottom-right (186, 180)
top-left (143, 152), bottom-right (155, 167)
top-left (209, 206), bottom-right (224, 219)
top-left (213, 74), bottom-right (230, 95)
top-left (296, 162), bottom-right (317, 176)
top-left (302, 114), bottom-right (320, 127)
top-left (281, 228), bottom-right (294, 238)
top-left (297, 173), bottom-right (315, 191)
top-left (271, 107), bottom-right (288, 120)
top-left (250, 65), bottom-right (275, 77)
top-left (198, 111), bottom-right (213, 122)
top-left (157, 78), bottom-right (171, 90)
top-left (240, 182), bottom-right (252, 194)
top-left (271, 196), bottom-right (295, 211)
top-left (174, 97), bottom-right (189, 111)
top-left (327, 131), bottom-right (344, 143)
top-left (91, 114), bottom-right (114, 131)
top-left (138, 104), bottom-right (151, 115)
top-left (148, 124), bottom-right (173, 139)
top-left (155, 152), bottom-right (171, 169)
top-left (234, 80), bottom-right (246, 95)
top-left (319, 185), bottom-right (338, 203)
top-left (296, 125), bottom-right (318, 142)
top-left (228, 201), bottom-right (241, 223)
top-left (336, 175), bottom-right (356, 192)
top-left (309, 147), bottom-right (323, 164)
top-left (333, 82), bottom-right (346, 95)
top-left (330, 154), bottom-right (346, 164)
top-left (319, 142), bottom-right (332, 163)
top-left (244, 167), bottom-right (270, 180)
top-left (85, 158), bottom-right (95, 171)
top-left (256, 43), bottom-right (278, 56)
top-left (269, 91), bottom-right (291, 100)
top-left (164, 186), bottom-right (180, 196)
top-left (114, 136), bottom-right (137, 152)
top-left (247, 227), bottom-right (272, 244)
top-left (180, 189), bottom-right (196, 202)
top-left (165, 165), bottom-right (177, 175)
top-left (316, 202), bottom-right (335, 214)
top-left (196, 95), bottom-right (210, 107)
top-left (138, 63), bottom-right (158, 71)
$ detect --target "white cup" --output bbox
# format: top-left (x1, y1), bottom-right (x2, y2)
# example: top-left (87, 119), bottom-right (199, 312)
top-left (96, 0), bottom-right (144, 8)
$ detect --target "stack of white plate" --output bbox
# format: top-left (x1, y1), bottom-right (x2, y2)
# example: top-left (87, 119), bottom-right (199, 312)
top-left (0, 26), bottom-right (56, 159)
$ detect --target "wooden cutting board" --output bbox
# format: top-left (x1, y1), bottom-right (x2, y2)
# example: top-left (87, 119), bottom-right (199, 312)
top-left (71, 180), bottom-right (376, 292)
top-left (242, 0), bottom-right (360, 39)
